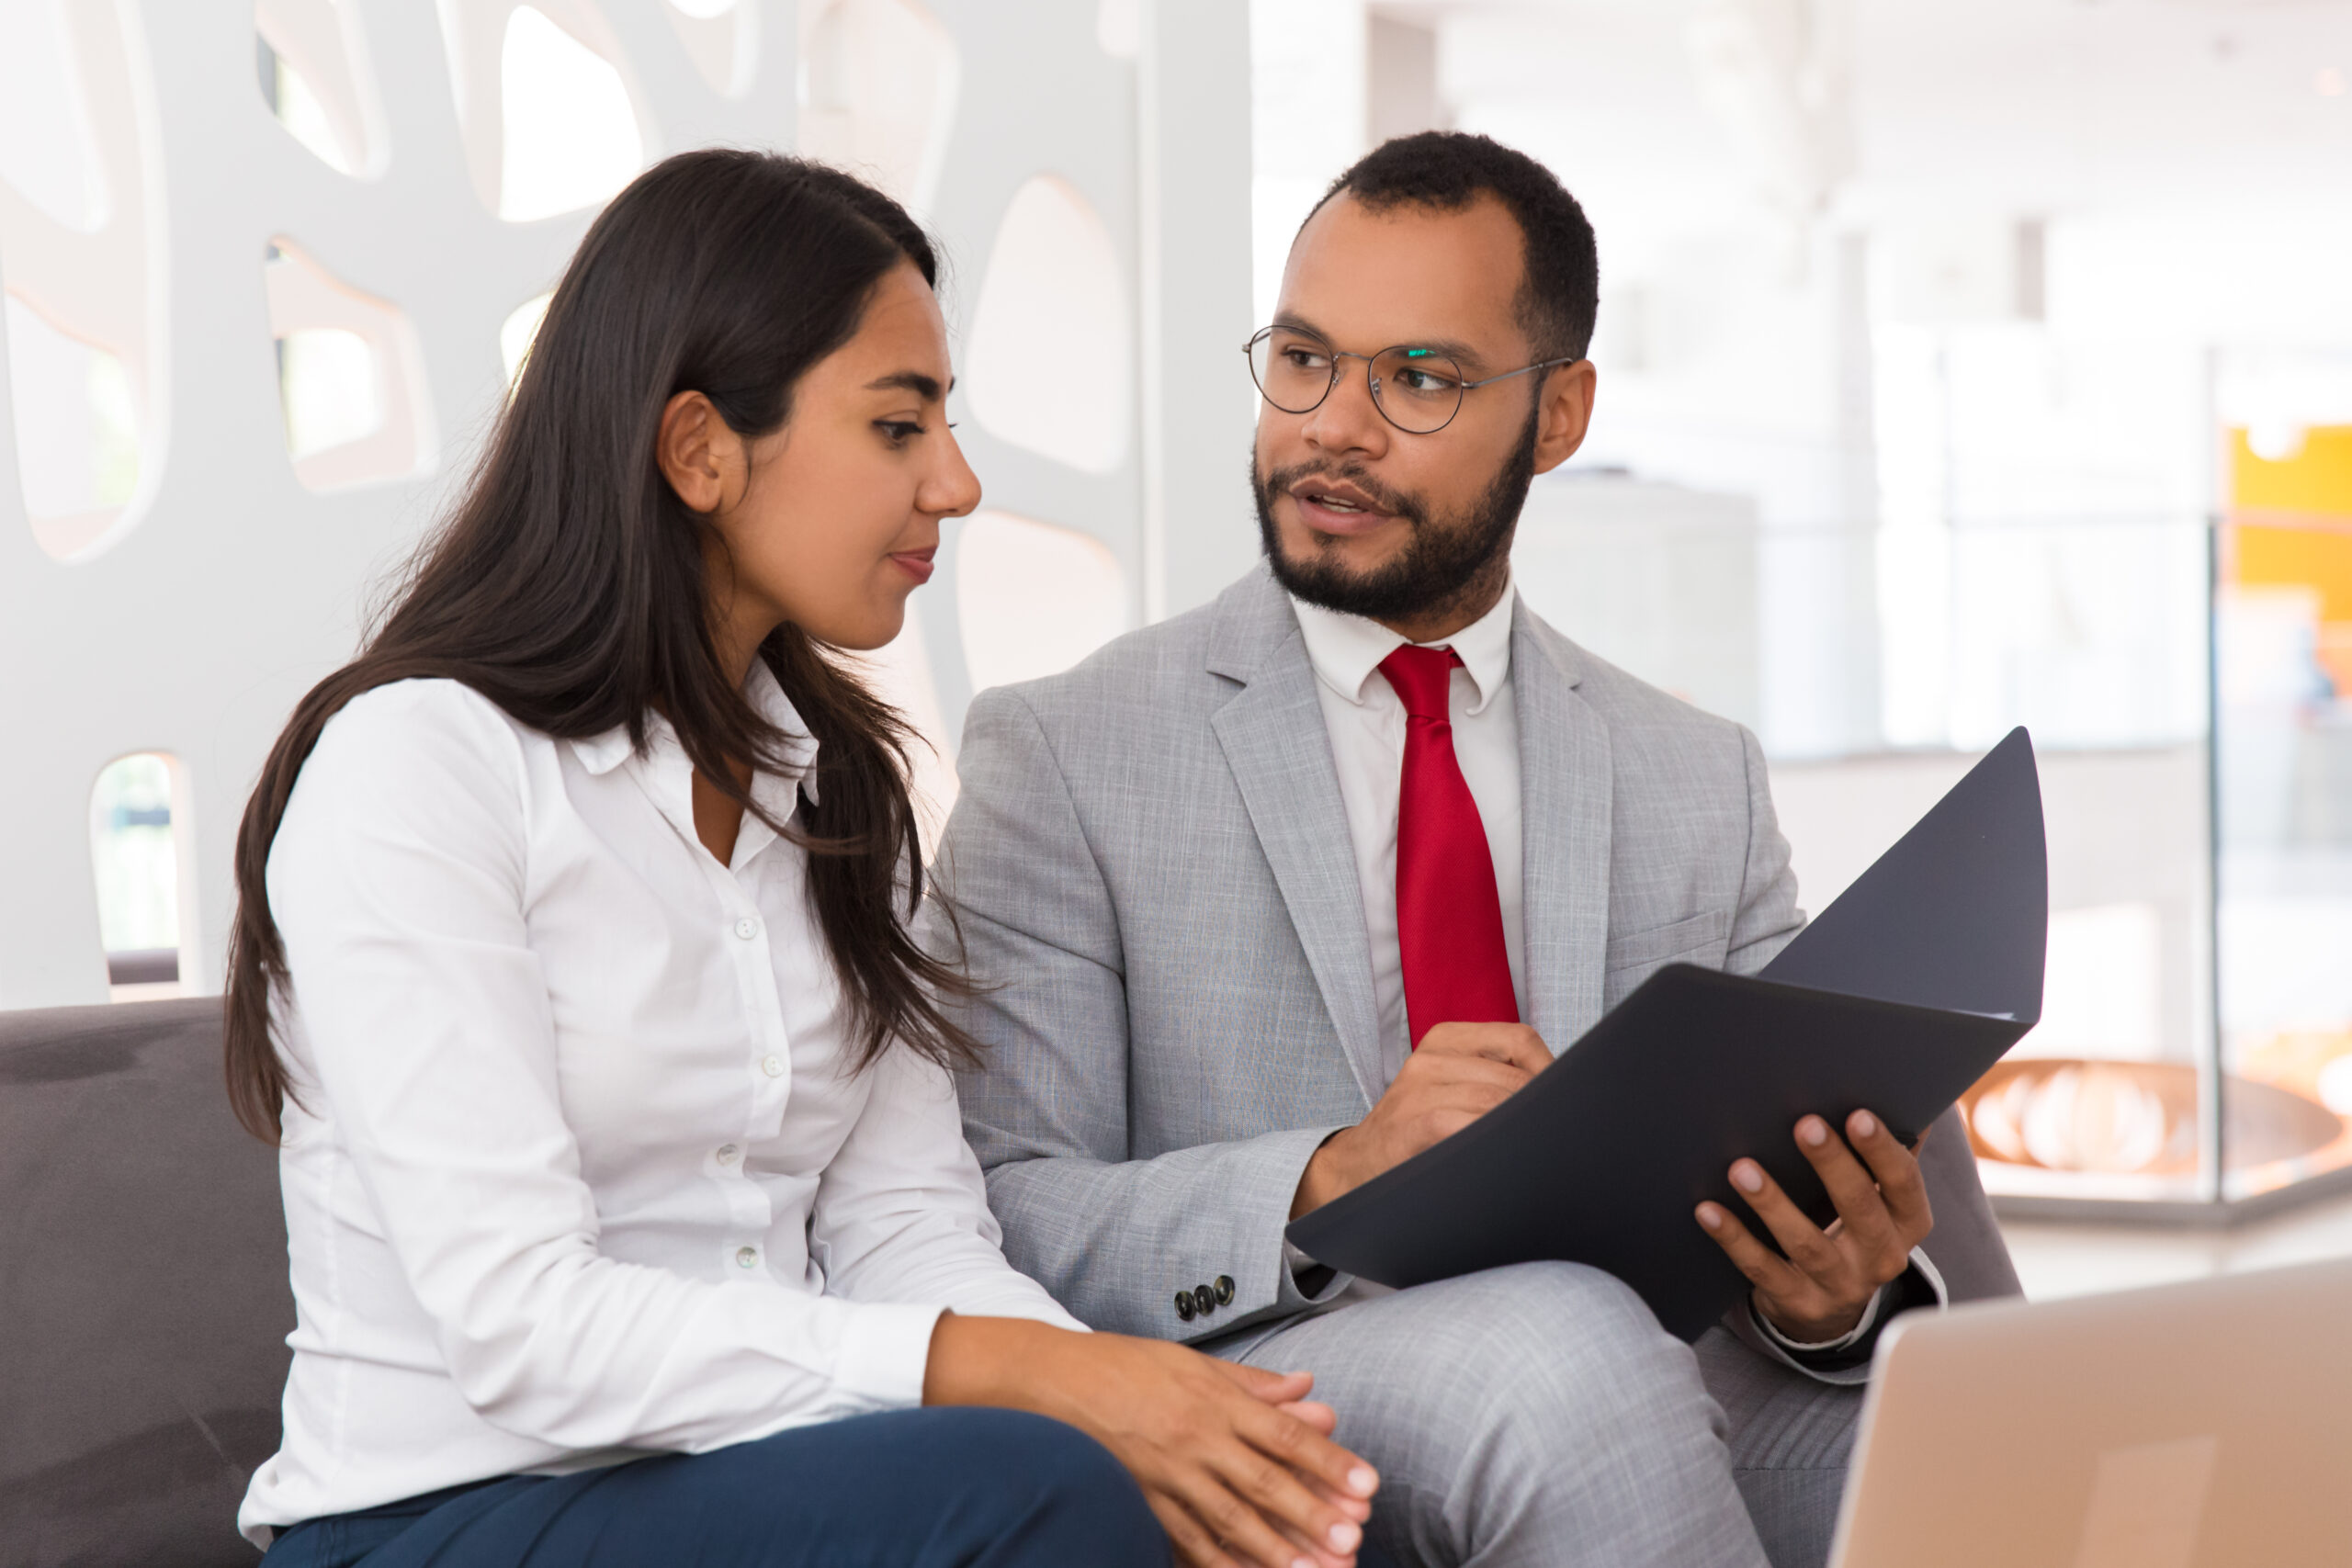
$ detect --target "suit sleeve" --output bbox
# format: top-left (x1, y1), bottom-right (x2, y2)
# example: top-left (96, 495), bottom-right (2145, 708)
top-left (925, 687), bottom-right (1351, 1341)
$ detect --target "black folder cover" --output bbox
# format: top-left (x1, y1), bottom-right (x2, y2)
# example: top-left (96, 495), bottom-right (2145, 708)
top-left (1284, 728), bottom-right (2049, 1341)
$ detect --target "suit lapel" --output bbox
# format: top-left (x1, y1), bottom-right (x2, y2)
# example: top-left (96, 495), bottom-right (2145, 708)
top-left (1512, 603), bottom-right (1614, 1050)
top-left (1207, 571), bottom-right (1384, 1108)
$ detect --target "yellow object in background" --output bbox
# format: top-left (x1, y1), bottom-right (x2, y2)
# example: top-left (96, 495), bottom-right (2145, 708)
top-left (2227, 425), bottom-right (2352, 696)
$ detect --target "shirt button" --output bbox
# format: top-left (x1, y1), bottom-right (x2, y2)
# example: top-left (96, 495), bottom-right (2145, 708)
top-left (734, 917), bottom-right (760, 941)
top-left (716, 1144), bottom-right (740, 1165)
top-left (735, 1246), bottom-right (760, 1269)
top-left (761, 1055), bottom-right (785, 1078)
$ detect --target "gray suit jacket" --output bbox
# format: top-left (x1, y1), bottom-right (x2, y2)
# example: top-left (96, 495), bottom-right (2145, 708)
top-left (933, 562), bottom-right (2020, 1361)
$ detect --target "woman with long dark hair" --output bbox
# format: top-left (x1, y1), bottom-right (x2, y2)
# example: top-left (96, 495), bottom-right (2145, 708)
top-left (225, 151), bottom-right (1377, 1568)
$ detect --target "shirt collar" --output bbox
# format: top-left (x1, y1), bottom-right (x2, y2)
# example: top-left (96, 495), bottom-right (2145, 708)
top-left (568, 660), bottom-right (822, 806)
top-left (1288, 574), bottom-right (1518, 716)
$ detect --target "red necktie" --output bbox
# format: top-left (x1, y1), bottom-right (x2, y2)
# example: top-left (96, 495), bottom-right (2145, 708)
top-left (1379, 645), bottom-right (1519, 1047)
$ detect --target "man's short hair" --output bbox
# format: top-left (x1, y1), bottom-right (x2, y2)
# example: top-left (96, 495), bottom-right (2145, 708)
top-left (1312, 130), bottom-right (1600, 362)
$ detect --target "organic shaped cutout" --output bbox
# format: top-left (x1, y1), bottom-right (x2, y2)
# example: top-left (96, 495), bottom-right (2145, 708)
top-left (5, 295), bottom-right (141, 558)
top-left (965, 176), bottom-right (1131, 476)
top-left (437, 1), bottom-right (653, 220)
top-left (797, 0), bottom-right (959, 213)
top-left (255, 0), bottom-right (390, 177)
top-left (500, 290), bottom-right (554, 387)
top-left (956, 511), bottom-right (1129, 692)
top-left (266, 239), bottom-right (436, 491)
top-left (1, 0), bottom-right (160, 562)
top-left (499, 6), bottom-right (646, 220)
top-left (89, 752), bottom-right (196, 1001)
top-left (0, 0), bottom-right (107, 230)
top-left (663, 0), bottom-right (758, 98)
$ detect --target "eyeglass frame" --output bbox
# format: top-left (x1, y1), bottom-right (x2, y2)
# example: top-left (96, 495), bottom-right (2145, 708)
top-left (1242, 324), bottom-right (1585, 434)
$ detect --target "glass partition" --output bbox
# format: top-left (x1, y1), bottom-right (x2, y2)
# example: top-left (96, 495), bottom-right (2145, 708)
top-left (2216, 421), bottom-right (2352, 1203)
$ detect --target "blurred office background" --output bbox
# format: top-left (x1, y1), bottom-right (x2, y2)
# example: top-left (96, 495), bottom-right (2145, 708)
top-left (5, 0), bottom-right (2351, 1292)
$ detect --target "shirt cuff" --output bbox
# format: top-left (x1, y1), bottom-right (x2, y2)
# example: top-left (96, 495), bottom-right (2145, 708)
top-left (1747, 1246), bottom-right (1950, 1364)
top-left (831, 1300), bottom-right (948, 1410)
top-left (1755, 1278), bottom-right (1887, 1354)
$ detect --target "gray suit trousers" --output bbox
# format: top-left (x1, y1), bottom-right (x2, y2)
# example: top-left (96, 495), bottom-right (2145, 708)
top-left (1209, 1264), bottom-right (1853, 1568)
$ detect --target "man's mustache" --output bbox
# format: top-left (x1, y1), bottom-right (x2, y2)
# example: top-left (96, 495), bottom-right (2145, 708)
top-left (1259, 461), bottom-right (1429, 528)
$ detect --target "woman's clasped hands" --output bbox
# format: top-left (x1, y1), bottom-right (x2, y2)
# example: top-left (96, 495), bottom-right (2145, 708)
top-left (926, 1316), bottom-right (1378, 1568)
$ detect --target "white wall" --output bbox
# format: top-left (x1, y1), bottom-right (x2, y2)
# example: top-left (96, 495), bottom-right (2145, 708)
top-left (0, 0), bottom-right (1256, 1009)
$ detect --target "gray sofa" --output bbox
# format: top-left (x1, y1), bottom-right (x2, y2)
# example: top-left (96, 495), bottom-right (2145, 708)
top-left (1, 999), bottom-right (288, 1566)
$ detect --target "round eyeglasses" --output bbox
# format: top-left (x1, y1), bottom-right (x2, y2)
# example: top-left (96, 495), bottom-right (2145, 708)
top-left (1244, 325), bottom-right (1582, 435)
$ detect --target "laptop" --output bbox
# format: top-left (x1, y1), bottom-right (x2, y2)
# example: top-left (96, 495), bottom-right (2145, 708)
top-left (1827, 1254), bottom-right (2352, 1567)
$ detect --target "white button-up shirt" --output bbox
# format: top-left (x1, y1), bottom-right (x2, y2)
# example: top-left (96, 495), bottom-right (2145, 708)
top-left (240, 671), bottom-right (1079, 1543)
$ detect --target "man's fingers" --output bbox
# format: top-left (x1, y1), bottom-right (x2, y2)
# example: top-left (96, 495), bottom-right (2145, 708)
top-left (1406, 1055), bottom-right (1536, 1097)
top-left (1413, 1021), bottom-right (1552, 1074)
top-left (1724, 1159), bottom-right (1847, 1283)
top-left (1848, 1110), bottom-right (1934, 1242)
top-left (1792, 1117), bottom-right (1902, 1260)
top-left (1694, 1201), bottom-right (1805, 1298)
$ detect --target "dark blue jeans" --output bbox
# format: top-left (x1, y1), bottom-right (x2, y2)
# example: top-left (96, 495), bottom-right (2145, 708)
top-left (261, 1407), bottom-right (1170, 1568)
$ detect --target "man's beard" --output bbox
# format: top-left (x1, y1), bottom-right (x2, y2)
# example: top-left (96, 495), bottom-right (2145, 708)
top-left (1253, 405), bottom-right (1539, 626)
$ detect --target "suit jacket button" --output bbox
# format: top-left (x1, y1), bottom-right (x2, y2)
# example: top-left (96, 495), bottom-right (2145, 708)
top-left (1192, 1284), bottom-right (1216, 1317)
top-left (1174, 1291), bottom-right (1196, 1322)
top-left (1214, 1275), bottom-right (1235, 1305)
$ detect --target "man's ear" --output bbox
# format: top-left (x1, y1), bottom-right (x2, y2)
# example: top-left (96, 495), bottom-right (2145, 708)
top-left (656, 390), bottom-right (745, 514)
top-left (1530, 359), bottom-right (1598, 477)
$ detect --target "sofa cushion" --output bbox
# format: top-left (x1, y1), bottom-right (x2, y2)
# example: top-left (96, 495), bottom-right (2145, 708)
top-left (0, 999), bottom-right (291, 1566)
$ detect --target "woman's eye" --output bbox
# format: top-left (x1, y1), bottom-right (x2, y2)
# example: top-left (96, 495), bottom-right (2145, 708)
top-left (878, 420), bottom-right (924, 443)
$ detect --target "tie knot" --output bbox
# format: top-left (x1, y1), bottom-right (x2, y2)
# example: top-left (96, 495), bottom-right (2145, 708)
top-left (1378, 644), bottom-right (1463, 720)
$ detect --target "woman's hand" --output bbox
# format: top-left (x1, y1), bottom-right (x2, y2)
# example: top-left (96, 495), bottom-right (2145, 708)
top-left (924, 1315), bottom-right (1379, 1568)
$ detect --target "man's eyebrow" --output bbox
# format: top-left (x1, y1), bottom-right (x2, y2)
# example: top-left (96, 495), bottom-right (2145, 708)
top-left (1269, 312), bottom-right (1491, 375)
top-left (865, 370), bottom-right (949, 400)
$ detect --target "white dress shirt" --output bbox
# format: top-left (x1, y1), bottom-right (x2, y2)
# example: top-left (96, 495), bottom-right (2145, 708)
top-left (240, 671), bottom-right (1080, 1544)
top-left (1291, 579), bottom-right (1526, 1083)
top-left (1285, 581), bottom-right (1929, 1370)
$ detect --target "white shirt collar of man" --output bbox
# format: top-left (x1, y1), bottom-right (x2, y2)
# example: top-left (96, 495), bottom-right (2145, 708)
top-left (1288, 572), bottom-right (1519, 716)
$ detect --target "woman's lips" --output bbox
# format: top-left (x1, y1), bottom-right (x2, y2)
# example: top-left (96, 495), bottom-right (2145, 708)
top-left (1294, 491), bottom-right (1393, 536)
top-left (889, 549), bottom-right (937, 585)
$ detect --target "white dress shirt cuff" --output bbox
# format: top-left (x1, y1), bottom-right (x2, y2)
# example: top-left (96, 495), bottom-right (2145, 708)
top-left (1755, 1280), bottom-right (1885, 1355)
top-left (831, 1301), bottom-right (950, 1409)
top-left (1747, 1246), bottom-right (1949, 1370)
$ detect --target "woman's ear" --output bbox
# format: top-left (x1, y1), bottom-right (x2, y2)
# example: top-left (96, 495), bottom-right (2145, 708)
top-left (656, 390), bottom-right (746, 514)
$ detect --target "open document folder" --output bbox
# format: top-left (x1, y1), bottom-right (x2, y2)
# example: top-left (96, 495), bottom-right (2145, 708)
top-left (1285, 727), bottom-right (2049, 1342)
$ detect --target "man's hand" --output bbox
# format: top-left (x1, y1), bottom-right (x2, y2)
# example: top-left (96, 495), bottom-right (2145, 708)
top-left (1693, 1110), bottom-right (1934, 1343)
top-left (1291, 1022), bottom-right (1552, 1219)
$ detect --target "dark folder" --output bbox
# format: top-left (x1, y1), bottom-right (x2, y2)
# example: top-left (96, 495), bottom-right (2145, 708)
top-left (1283, 727), bottom-right (2048, 1342)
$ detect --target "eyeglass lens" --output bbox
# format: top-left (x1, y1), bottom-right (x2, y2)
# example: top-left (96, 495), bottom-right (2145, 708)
top-left (1246, 327), bottom-right (1468, 434)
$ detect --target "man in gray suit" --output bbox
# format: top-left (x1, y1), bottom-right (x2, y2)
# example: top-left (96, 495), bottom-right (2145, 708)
top-left (931, 132), bottom-right (2021, 1568)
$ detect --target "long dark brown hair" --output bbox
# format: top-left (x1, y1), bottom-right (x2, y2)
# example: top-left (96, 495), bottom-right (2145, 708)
top-left (224, 150), bottom-right (976, 1142)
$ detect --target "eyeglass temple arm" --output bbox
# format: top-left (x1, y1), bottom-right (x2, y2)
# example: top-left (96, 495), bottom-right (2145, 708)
top-left (1459, 355), bottom-right (1585, 391)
